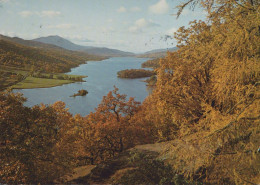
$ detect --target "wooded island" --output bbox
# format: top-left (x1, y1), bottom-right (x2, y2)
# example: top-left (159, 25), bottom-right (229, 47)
top-left (117, 69), bottom-right (155, 78)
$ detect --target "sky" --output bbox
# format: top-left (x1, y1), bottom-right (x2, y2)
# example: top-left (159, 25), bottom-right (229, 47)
top-left (0, 0), bottom-right (207, 53)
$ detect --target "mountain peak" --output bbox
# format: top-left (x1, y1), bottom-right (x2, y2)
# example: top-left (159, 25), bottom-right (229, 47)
top-left (34, 35), bottom-right (74, 43)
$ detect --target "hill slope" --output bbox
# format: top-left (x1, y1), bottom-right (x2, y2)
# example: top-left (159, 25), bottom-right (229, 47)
top-left (65, 118), bottom-right (259, 185)
top-left (0, 35), bottom-right (105, 90)
top-left (0, 37), bottom-right (104, 73)
top-left (0, 34), bottom-right (63, 50)
top-left (33, 35), bottom-right (134, 57)
top-left (137, 47), bottom-right (178, 58)
top-left (33, 35), bottom-right (92, 51)
top-left (82, 47), bottom-right (134, 57)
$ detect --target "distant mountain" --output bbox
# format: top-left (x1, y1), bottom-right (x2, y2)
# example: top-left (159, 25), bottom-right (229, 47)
top-left (0, 34), bottom-right (106, 71)
top-left (33, 35), bottom-right (92, 51)
top-left (0, 38), bottom-right (105, 73)
top-left (33, 35), bottom-right (134, 57)
top-left (144, 47), bottom-right (178, 54)
top-left (0, 34), bottom-right (63, 50)
top-left (137, 47), bottom-right (178, 58)
top-left (82, 47), bottom-right (134, 57)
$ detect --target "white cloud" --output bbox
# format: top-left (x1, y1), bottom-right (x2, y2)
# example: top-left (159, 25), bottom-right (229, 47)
top-left (107, 19), bottom-right (113, 23)
top-left (129, 18), bottom-right (159, 33)
top-left (40, 11), bottom-right (61, 17)
top-left (101, 27), bottom-right (115, 33)
top-left (19, 11), bottom-right (34, 17)
top-left (149, 0), bottom-right (169, 14)
top-left (0, 31), bottom-right (15, 37)
top-left (18, 10), bottom-right (61, 18)
top-left (131, 7), bottom-right (141, 12)
top-left (129, 26), bottom-right (142, 34)
top-left (0, 0), bottom-right (10, 3)
top-left (0, 31), bottom-right (37, 40)
top-left (67, 35), bottom-right (91, 42)
top-left (47, 24), bottom-right (75, 29)
top-left (31, 33), bottom-right (40, 38)
top-left (82, 26), bottom-right (92, 30)
top-left (117, 6), bottom-right (127, 13)
top-left (117, 6), bottom-right (141, 13)
top-left (136, 18), bottom-right (158, 27)
top-left (166, 27), bottom-right (177, 35)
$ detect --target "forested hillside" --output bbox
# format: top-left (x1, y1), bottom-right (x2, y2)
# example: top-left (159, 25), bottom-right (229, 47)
top-left (0, 0), bottom-right (259, 184)
top-left (0, 38), bottom-right (104, 73)
top-left (0, 37), bottom-right (105, 90)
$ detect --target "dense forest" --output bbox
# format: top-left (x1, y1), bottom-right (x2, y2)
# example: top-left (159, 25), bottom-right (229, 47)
top-left (0, 0), bottom-right (259, 184)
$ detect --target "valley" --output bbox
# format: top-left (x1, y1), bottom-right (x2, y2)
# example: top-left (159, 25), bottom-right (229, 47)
top-left (0, 34), bottom-right (165, 91)
top-left (0, 0), bottom-right (259, 184)
top-left (13, 57), bottom-right (151, 116)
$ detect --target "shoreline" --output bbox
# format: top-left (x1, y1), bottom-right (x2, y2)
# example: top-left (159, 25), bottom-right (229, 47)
top-left (0, 57), bottom-right (107, 91)
top-left (8, 57), bottom-right (153, 91)
top-left (11, 78), bottom-right (86, 90)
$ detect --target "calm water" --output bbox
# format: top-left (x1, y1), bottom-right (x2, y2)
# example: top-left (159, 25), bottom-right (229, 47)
top-left (14, 57), bottom-right (151, 116)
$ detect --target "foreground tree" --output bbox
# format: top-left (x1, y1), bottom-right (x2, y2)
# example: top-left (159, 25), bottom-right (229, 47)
top-left (138, 0), bottom-right (260, 183)
top-left (0, 92), bottom-right (74, 184)
top-left (63, 87), bottom-right (152, 165)
top-left (86, 87), bottom-right (142, 161)
top-left (150, 0), bottom-right (260, 137)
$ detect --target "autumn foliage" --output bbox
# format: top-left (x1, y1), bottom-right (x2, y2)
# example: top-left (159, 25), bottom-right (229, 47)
top-left (117, 69), bottom-right (155, 78)
top-left (0, 87), bottom-right (152, 183)
top-left (0, 0), bottom-right (259, 184)
top-left (0, 93), bottom-right (75, 183)
top-left (134, 0), bottom-right (259, 183)
top-left (67, 87), bottom-right (150, 165)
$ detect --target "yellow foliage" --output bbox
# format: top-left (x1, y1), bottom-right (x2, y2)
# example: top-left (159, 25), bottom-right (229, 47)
top-left (135, 0), bottom-right (260, 183)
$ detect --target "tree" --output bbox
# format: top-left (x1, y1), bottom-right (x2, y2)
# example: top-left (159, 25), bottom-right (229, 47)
top-left (82, 87), bottom-right (141, 162)
top-left (148, 0), bottom-right (259, 137)
top-left (140, 0), bottom-right (260, 183)
top-left (0, 93), bottom-right (74, 184)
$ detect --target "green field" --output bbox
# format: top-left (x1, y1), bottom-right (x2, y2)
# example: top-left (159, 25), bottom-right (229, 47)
top-left (0, 65), bottom-right (86, 90)
top-left (11, 76), bottom-right (75, 89)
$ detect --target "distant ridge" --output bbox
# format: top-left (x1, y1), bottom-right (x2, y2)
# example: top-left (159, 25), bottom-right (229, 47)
top-left (137, 47), bottom-right (178, 58)
top-left (144, 47), bottom-right (178, 54)
top-left (33, 35), bottom-right (134, 57)
top-left (0, 34), bottom-right (63, 50)
top-left (0, 34), bottom-right (104, 61)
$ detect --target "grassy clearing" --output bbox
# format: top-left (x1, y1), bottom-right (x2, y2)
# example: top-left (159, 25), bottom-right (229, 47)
top-left (11, 76), bottom-right (75, 89)
top-left (0, 65), bottom-right (86, 90)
